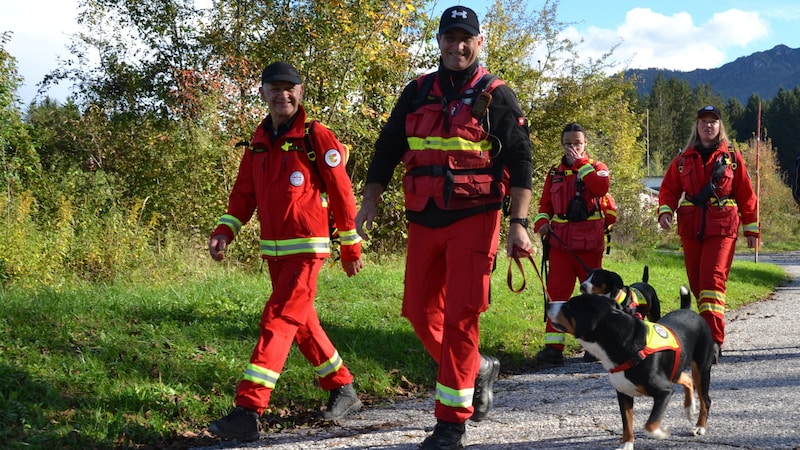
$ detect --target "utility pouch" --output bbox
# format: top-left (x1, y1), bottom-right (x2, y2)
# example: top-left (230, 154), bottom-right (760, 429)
top-left (566, 194), bottom-right (590, 222)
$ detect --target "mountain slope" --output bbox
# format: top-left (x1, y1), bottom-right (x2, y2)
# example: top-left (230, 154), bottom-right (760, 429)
top-left (624, 45), bottom-right (800, 103)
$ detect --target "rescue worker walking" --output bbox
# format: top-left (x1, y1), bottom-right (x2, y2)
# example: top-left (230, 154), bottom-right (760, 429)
top-left (533, 123), bottom-right (611, 365)
top-left (207, 61), bottom-right (364, 441)
top-left (658, 105), bottom-right (759, 363)
top-left (355, 6), bottom-right (533, 449)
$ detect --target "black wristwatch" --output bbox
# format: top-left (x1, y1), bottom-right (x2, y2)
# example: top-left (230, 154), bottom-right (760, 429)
top-left (510, 217), bottom-right (529, 229)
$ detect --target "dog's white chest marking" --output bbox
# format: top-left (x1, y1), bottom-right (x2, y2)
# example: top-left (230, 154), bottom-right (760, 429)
top-left (580, 340), bottom-right (645, 397)
top-left (609, 373), bottom-right (643, 397)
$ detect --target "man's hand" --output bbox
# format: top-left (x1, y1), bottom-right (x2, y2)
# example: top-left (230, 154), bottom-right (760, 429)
top-left (209, 234), bottom-right (230, 261)
top-left (356, 183), bottom-right (385, 241)
top-left (355, 202), bottom-right (376, 241)
top-left (658, 213), bottom-right (673, 231)
top-left (537, 222), bottom-right (552, 238)
top-left (507, 222), bottom-right (532, 258)
top-left (341, 258), bottom-right (364, 277)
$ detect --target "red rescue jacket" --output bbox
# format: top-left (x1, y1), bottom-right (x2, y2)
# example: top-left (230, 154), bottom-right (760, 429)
top-left (212, 106), bottom-right (361, 261)
top-left (534, 157), bottom-right (610, 252)
top-left (658, 141), bottom-right (759, 239)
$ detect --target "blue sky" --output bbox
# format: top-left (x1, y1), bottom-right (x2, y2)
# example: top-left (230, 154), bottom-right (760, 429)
top-left (3, 0), bottom-right (800, 105)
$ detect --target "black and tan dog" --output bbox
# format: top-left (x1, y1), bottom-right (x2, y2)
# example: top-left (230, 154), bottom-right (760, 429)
top-left (580, 265), bottom-right (661, 322)
top-left (547, 287), bottom-right (714, 450)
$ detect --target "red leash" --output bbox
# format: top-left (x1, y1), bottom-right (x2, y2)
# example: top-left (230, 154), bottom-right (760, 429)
top-left (507, 245), bottom-right (553, 302)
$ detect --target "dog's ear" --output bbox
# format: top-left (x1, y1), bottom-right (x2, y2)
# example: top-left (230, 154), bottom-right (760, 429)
top-left (610, 272), bottom-right (624, 290)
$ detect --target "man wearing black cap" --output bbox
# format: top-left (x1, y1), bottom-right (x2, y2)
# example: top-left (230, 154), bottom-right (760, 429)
top-left (356, 6), bottom-right (533, 449)
top-left (658, 105), bottom-right (759, 364)
top-left (207, 61), bottom-right (365, 441)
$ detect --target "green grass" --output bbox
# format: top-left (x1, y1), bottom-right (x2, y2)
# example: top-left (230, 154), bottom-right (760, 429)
top-left (0, 249), bottom-right (787, 449)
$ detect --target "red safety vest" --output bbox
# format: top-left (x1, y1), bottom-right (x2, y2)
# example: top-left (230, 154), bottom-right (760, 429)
top-left (402, 67), bottom-right (507, 212)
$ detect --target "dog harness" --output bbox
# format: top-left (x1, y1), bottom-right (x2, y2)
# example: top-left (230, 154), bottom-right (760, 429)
top-left (609, 322), bottom-right (682, 381)
top-left (615, 287), bottom-right (647, 319)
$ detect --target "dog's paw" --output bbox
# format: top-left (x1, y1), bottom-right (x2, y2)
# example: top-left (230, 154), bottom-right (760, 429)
top-left (693, 426), bottom-right (707, 436)
top-left (615, 442), bottom-right (635, 450)
top-left (684, 402), bottom-right (697, 421)
top-left (644, 427), bottom-right (670, 440)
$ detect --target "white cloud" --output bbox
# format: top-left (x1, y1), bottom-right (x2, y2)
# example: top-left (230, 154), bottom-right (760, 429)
top-left (570, 8), bottom-right (769, 72)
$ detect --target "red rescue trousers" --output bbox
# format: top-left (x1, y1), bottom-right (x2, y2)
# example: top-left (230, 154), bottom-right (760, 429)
top-left (543, 247), bottom-right (603, 351)
top-left (235, 257), bottom-right (353, 414)
top-left (402, 211), bottom-right (500, 424)
top-left (681, 235), bottom-right (736, 346)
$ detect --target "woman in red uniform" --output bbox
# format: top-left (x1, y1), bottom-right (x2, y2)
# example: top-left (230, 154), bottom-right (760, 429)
top-left (658, 105), bottom-right (759, 363)
top-left (533, 122), bottom-right (610, 365)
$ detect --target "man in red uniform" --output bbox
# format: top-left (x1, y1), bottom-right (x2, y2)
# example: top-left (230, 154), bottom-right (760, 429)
top-left (658, 105), bottom-right (759, 363)
top-left (533, 123), bottom-right (611, 365)
top-left (207, 61), bottom-right (364, 441)
top-left (355, 6), bottom-right (533, 449)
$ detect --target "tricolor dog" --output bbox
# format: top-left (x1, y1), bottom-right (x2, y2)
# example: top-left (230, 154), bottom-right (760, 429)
top-left (580, 266), bottom-right (661, 322)
top-left (547, 287), bottom-right (714, 450)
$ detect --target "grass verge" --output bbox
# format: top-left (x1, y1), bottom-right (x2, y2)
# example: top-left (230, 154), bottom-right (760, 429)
top-left (0, 249), bottom-right (787, 449)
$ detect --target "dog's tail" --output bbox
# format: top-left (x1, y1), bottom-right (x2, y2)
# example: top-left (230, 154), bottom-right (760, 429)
top-left (680, 285), bottom-right (692, 310)
top-left (641, 265), bottom-right (650, 283)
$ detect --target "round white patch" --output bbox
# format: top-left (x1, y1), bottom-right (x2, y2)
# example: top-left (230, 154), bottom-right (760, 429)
top-left (289, 171), bottom-right (304, 187)
top-left (596, 169), bottom-right (610, 177)
top-left (324, 149), bottom-right (342, 167)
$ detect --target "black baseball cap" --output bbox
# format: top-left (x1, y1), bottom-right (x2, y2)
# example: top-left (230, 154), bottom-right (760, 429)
top-left (697, 105), bottom-right (722, 120)
top-left (439, 6), bottom-right (480, 36)
top-left (261, 61), bottom-right (302, 85)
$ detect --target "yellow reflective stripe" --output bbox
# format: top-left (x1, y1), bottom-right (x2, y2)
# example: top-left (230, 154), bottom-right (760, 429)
top-left (698, 302), bottom-right (726, 315)
top-left (260, 237), bottom-right (330, 256)
top-left (551, 213), bottom-right (603, 224)
top-left (338, 229), bottom-right (362, 246)
top-left (678, 198), bottom-right (738, 207)
top-left (314, 350), bottom-right (344, 378)
top-left (243, 364), bottom-right (280, 388)
top-left (699, 290), bottom-right (725, 302)
top-left (435, 382), bottom-right (473, 408)
top-left (699, 290), bottom-right (726, 316)
top-left (407, 136), bottom-right (492, 152)
top-left (218, 214), bottom-right (242, 235)
top-left (743, 222), bottom-right (759, 233)
top-left (577, 162), bottom-right (595, 179)
top-left (615, 290), bottom-right (628, 305)
top-left (534, 212), bottom-right (551, 223)
top-left (544, 332), bottom-right (565, 345)
top-left (658, 205), bottom-right (673, 216)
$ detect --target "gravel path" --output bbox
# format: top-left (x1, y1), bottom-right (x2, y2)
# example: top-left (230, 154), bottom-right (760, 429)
top-left (195, 252), bottom-right (800, 450)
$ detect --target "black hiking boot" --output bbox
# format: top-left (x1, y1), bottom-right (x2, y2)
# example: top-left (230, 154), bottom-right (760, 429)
top-left (323, 383), bottom-right (362, 420)
top-left (419, 420), bottom-right (466, 449)
top-left (208, 406), bottom-right (261, 441)
top-left (471, 354), bottom-right (500, 422)
top-left (536, 346), bottom-right (564, 365)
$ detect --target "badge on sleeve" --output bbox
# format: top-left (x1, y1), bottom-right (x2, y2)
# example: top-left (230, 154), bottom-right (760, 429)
top-left (324, 149), bottom-right (342, 167)
top-left (289, 171), bottom-right (305, 187)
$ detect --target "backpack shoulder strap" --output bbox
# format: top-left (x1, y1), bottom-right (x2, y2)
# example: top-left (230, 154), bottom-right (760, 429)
top-left (411, 72), bottom-right (438, 111)
top-left (303, 119), bottom-right (319, 163)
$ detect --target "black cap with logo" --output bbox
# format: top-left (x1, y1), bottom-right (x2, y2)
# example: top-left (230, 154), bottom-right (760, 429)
top-left (439, 6), bottom-right (480, 36)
